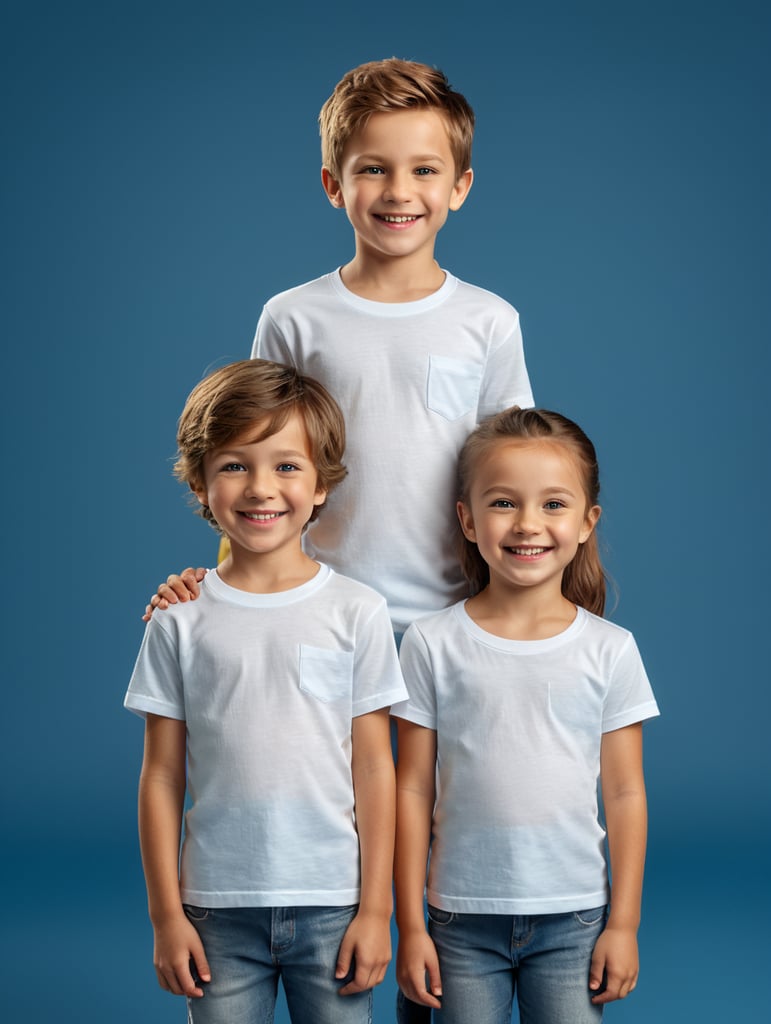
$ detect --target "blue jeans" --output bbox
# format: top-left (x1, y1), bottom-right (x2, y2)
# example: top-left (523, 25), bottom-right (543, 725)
top-left (183, 904), bottom-right (372, 1024)
top-left (427, 904), bottom-right (608, 1024)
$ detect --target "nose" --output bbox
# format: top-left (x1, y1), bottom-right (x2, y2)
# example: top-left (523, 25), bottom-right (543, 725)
top-left (383, 169), bottom-right (412, 204)
top-left (244, 467), bottom-right (275, 500)
top-left (513, 506), bottom-right (541, 535)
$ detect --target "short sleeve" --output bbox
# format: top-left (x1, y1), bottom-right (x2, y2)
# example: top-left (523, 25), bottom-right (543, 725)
top-left (390, 622), bottom-right (438, 729)
top-left (350, 597), bottom-right (408, 717)
top-left (123, 617), bottom-right (186, 720)
top-left (252, 306), bottom-right (292, 364)
top-left (602, 632), bottom-right (660, 733)
top-left (478, 310), bottom-right (534, 420)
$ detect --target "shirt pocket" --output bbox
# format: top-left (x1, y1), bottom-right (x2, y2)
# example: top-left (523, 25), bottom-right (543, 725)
top-left (299, 645), bottom-right (353, 703)
top-left (426, 355), bottom-right (483, 421)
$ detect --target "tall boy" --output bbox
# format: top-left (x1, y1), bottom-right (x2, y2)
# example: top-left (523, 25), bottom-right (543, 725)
top-left (126, 360), bottom-right (407, 1023)
top-left (152, 58), bottom-right (534, 636)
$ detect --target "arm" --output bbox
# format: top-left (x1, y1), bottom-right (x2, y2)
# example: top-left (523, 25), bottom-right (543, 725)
top-left (138, 714), bottom-right (211, 997)
top-left (393, 719), bottom-right (442, 1009)
top-left (335, 708), bottom-right (396, 995)
top-left (590, 722), bottom-right (648, 1004)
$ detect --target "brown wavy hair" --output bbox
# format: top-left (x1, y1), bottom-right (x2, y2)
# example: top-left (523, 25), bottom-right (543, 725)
top-left (319, 57), bottom-right (475, 180)
top-left (174, 359), bottom-right (347, 533)
top-left (457, 407), bottom-right (608, 616)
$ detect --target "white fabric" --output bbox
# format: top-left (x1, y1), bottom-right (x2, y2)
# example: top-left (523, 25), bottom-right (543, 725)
top-left (124, 564), bottom-right (408, 908)
top-left (252, 270), bottom-right (534, 632)
top-left (391, 601), bottom-right (660, 915)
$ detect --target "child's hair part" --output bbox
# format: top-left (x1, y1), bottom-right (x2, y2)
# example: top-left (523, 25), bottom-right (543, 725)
top-left (458, 407), bottom-right (608, 616)
top-left (319, 57), bottom-right (475, 180)
top-left (174, 359), bottom-right (347, 531)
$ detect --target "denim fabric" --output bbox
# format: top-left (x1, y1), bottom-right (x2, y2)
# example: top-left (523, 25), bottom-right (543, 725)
top-left (396, 988), bottom-right (434, 1023)
top-left (428, 904), bottom-right (608, 1024)
top-left (183, 904), bottom-right (372, 1024)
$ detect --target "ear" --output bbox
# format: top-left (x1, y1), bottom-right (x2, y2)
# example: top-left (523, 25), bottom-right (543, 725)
top-left (449, 168), bottom-right (474, 212)
top-left (191, 483), bottom-right (209, 509)
top-left (456, 499), bottom-right (477, 542)
top-left (579, 504), bottom-right (602, 544)
top-left (314, 483), bottom-right (328, 508)
top-left (321, 167), bottom-right (345, 208)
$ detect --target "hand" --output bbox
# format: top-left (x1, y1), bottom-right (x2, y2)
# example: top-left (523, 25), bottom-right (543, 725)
top-left (589, 925), bottom-right (639, 1004)
top-left (142, 568), bottom-right (206, 621)
top-left (396, 927), bottom-right (443, 1009)
top-left (335, 910), bottom-right (392, 996)
top-left (152, 913), bottom-right (211, 998)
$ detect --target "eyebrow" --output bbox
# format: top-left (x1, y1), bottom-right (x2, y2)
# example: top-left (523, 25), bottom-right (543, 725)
top-left (212, 446), bottom-right (312, 461)
top-left (480, 485), bottom-right (580, 499)
top-left (354, 151), bottom-right (449, 165)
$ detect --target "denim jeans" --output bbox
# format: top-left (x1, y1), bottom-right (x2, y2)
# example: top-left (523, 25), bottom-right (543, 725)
top-left (427, 904), bottom-right (608, 1024)
top-left (183, 904), bottom-right (372, 1024)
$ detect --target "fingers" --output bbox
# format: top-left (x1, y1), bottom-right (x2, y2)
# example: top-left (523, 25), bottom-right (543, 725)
top-left (399, 964), bottom-right (442, 1009)
top-left (336, 940), bottom-right (390, 995)
top-left (338, 955), bottom-right (390, 995)
top-left (155, 954), bottom-right (207, 999)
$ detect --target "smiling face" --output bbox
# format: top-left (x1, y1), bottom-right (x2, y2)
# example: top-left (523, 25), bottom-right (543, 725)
top-left (321, 108), bottom-right (473, 268)
top-left (195, 412), bottom-right (327, 569)
top-left (457, 439), bottom-right (601, 600)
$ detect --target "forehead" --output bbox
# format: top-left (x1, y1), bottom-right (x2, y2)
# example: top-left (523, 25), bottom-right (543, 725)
top-left (343, 108), bottom-right (454, 158)
top-left (214, 410), bottom-right (313, 455)
top-left (473, 439), bottom-right (586, 489)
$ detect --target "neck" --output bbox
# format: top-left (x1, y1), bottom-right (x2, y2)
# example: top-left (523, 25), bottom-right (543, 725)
top-left (465, 580), bottom-right (577, 641)
top-left (340, 250), bottom-right (445, 302)
top-left (216, 547), bottom-right (320, 594)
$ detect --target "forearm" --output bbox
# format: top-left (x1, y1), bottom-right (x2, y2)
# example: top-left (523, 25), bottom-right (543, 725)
top-left (394, 786), bottom-right (434, 931)
top-left (394, 721), bottom-right (436, 934)
top-left (352, 710), bottom-right (397, 917)
top-left (604, 787), bottom-right (648, 929)
top-left (138, 716), bottom-right (187, 924)
top-left (601, 722), bottom-right (648, 930)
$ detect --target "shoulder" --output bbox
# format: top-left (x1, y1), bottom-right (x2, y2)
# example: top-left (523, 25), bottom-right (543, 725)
top-left (263, 272), bottom-right (337, 311)
top-left (323, 569), bottom-right (391, 613)
top-left (404, 603), bottom-right (461, 645)
top-left (446, 273), bottom-right (520, 317)
top-left (578, 608), bottom-right (637, 646)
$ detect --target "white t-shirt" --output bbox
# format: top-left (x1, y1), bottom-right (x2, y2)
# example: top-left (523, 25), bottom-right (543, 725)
top-left (391, 601), bottom-right (660, 915)
top-left (124, 564), bottom-right (408, 908)
top-left (253, 270), bottom-right (534, 632)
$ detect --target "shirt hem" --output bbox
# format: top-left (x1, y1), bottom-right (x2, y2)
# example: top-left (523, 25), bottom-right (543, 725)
top-left (427, 887), bottom-right (609, 915)
top-left (181, 888), bottom-right (361, 908)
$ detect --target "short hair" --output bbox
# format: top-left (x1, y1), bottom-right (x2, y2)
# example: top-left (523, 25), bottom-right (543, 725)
top-left (319, 58), bottom-right (475, 180)
top-left (174, 359), bottom-right (347, 532)
top-left (457, 407), bottom-right (608, 616)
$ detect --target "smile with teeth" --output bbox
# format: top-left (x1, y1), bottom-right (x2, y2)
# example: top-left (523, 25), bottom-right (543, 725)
top-left (378, 214), bottom-right (418, 223)
top-left (507, 546), bottom-right (550, 555)
top-left (241, 511), bottom-right (286, 521)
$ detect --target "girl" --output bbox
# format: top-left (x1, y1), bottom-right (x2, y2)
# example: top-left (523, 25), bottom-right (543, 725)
top-left (393, 407), bottom-right (659, 1023)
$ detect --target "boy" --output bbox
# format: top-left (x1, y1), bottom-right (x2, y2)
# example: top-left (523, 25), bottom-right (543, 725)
top-left (150, 58), bottom-right (534, 636)
top-left (125, 359), bottom-right (408, 1023)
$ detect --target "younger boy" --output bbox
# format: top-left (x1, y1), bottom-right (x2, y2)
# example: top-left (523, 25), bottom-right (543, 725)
top-left (125, 359), bottom-right (407, 1023)
top-left (150, 58), bottom-right (534, 635)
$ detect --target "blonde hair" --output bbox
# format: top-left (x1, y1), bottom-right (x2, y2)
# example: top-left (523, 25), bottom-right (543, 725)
top-left (319, 57), bottom-right (475, 180)
top-left (457, 407), bottom-right (608, 616)
top-left (175, 359), bottom-right (347, 532)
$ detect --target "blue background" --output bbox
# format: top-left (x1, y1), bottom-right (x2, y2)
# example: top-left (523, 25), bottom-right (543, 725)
top-left (2, 1), bottom-right (769, 1020)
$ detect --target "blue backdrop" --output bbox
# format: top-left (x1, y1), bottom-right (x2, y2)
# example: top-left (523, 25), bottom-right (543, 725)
top-left (2, 1), bottom-right (768, 1020)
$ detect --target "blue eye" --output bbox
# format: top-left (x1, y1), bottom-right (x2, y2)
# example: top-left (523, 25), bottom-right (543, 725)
top-left (277, 463), bottom-right (299, 473)
top-left (222, 462), bottom-right (246, 472)
top-left (544, 500), bottom-right (564, 510)
top-left (362, 166), bottom-right (384, 174)
top-left (491, 499), bottom-right (514, 508)
top-left (415, 167), bottom-right (435, 175)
